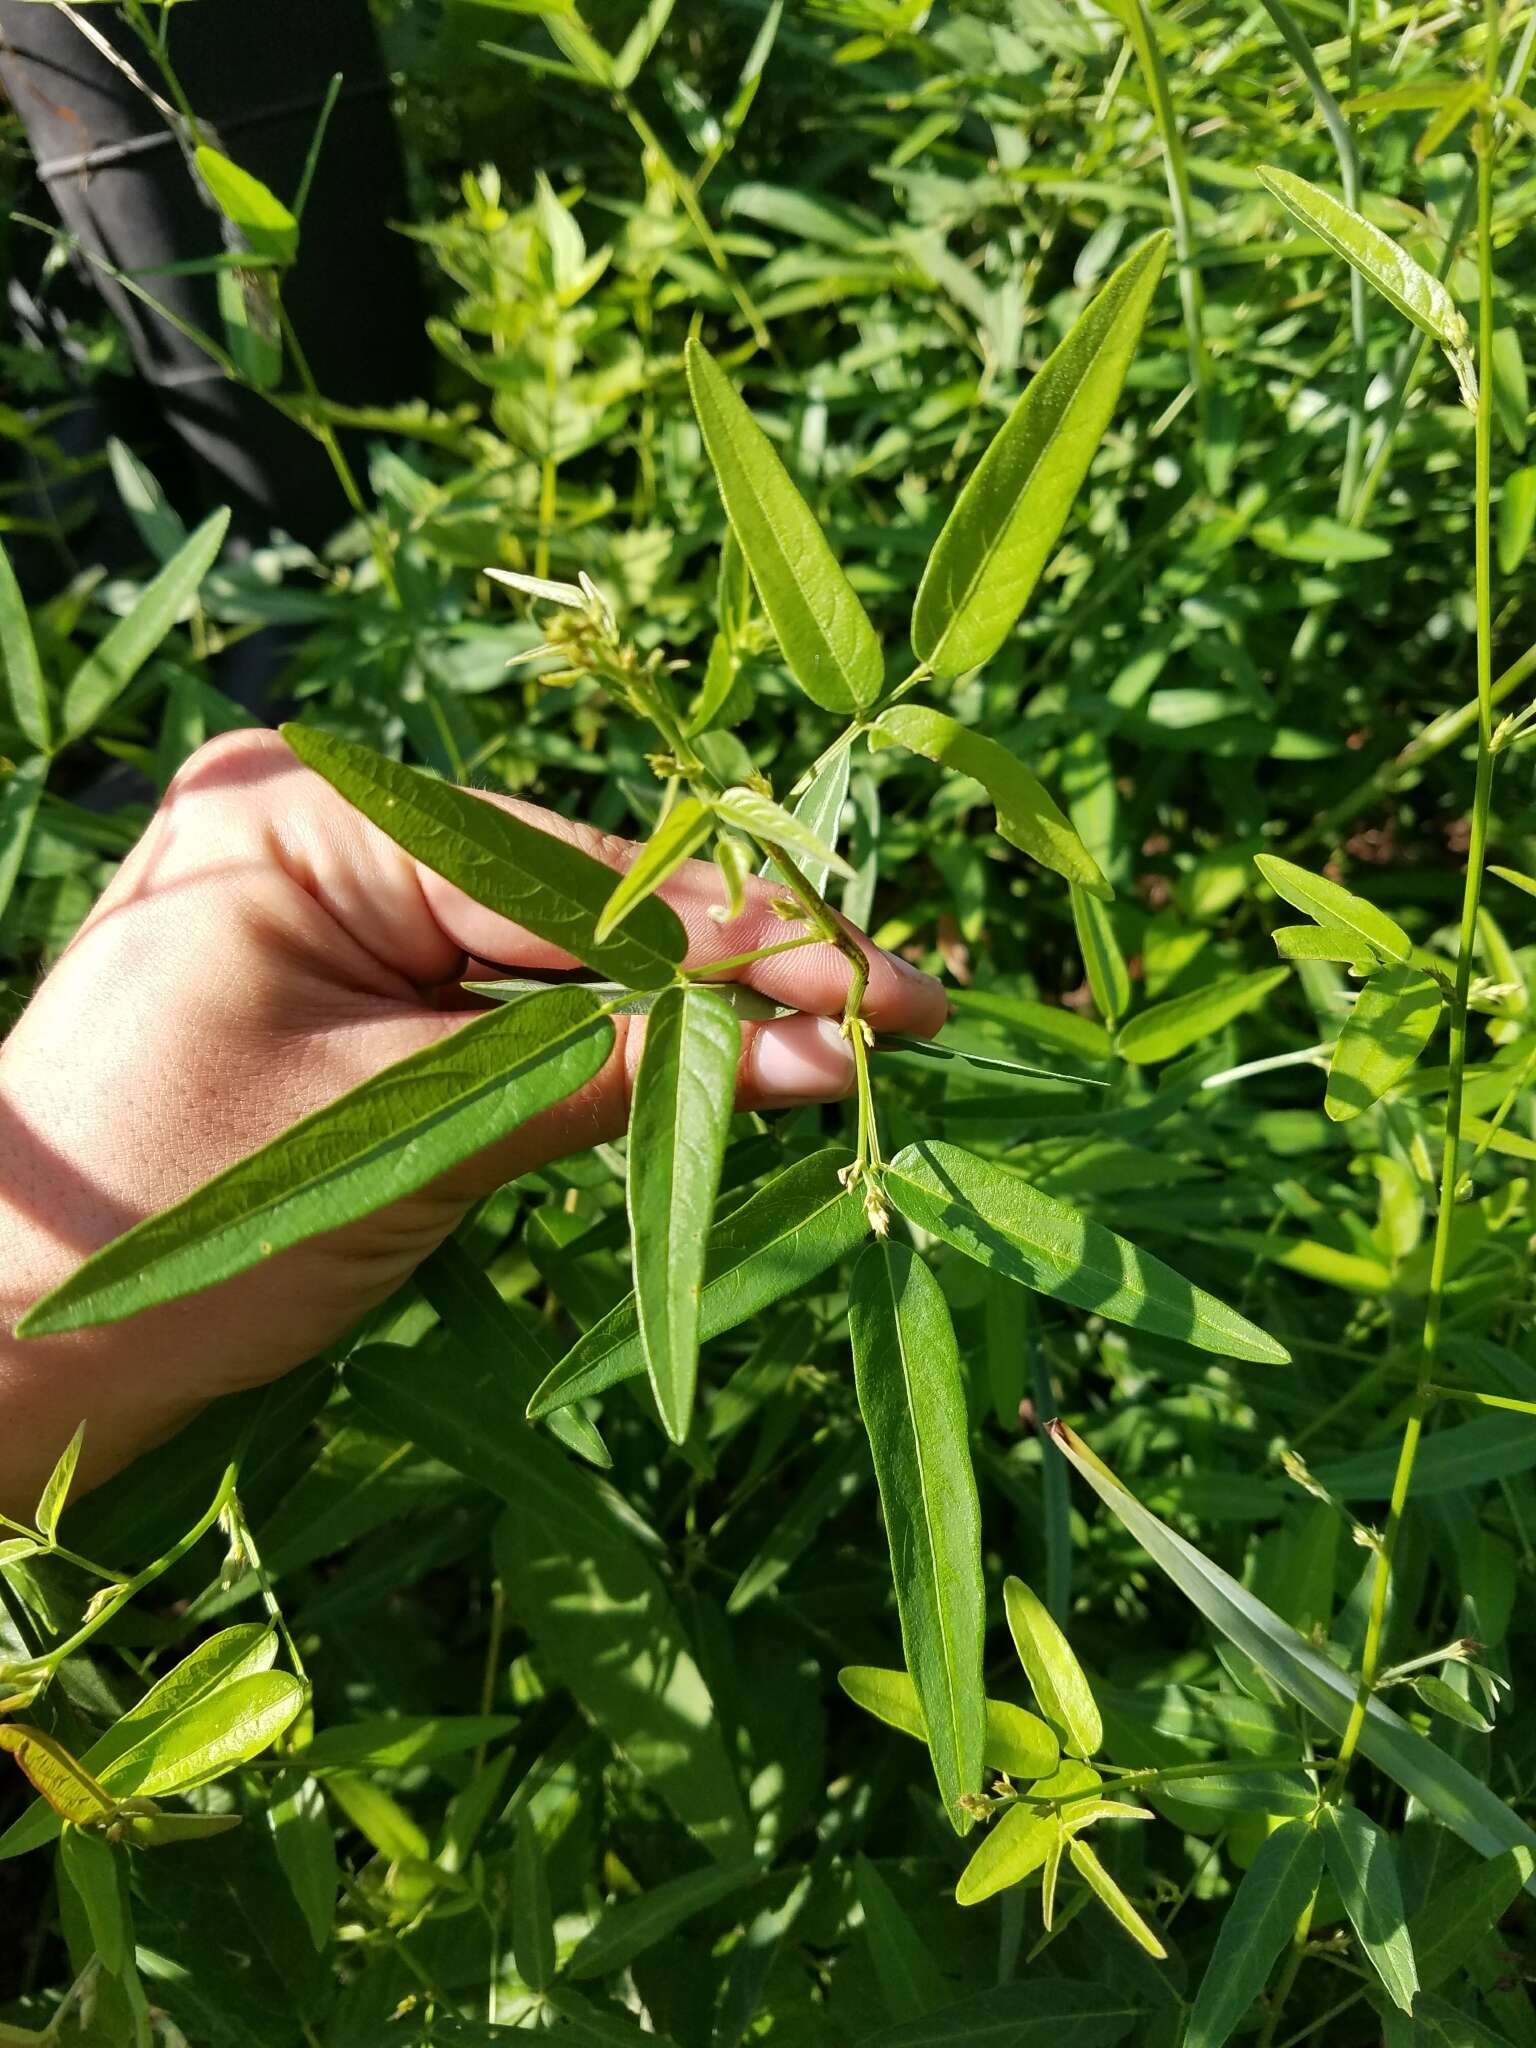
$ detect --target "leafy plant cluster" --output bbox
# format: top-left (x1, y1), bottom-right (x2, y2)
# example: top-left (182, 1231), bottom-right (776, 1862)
top-left (2, 3), bottom-right (1536, 2045)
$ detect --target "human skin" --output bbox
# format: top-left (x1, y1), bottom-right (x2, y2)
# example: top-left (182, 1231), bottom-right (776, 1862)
top-left (0, 729), bottom-right (945, 1513)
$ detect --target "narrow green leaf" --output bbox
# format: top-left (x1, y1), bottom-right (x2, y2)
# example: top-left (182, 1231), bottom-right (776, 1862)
top-left (513, 1812), bottom-right (556, 1993)
top-left (1272, 924), bottom-right (1378, 967)
top-left (911, 233), bottom-right (1169, 678)
top-left (418, 1238), bottom-right (608, 1466)
top-left (19, 986), bottom-right (613, 1337)
top-left (837, 1666), bottom-right (1058, 1781)
top-left (595, 797), bottom-right (713, 942)
top-left (1412, 1674), bottom-right (1494, 1732)
top-left (0, 757), bottom-right (45, 927)
top-left (857, 1977), bottom-right (1136, 2047)
top-left (282, 722), bottom-right (686, 989)
top-left (1117, 969), bottom-right (1288, 1066)
top-left (195, 145), bottom-right (299, 265)
top-left (1320, 1804), bottom-right (1418, 2013)
top-left (34, 1423), bottom-right (84, 1544)
top-left (884, 1141), bottom-right (1289, 1364)
top-left (954, 1763), bottom-right (1100, 1906)
top-left (566, 1859), bottom-right (762, 1982)
top-left (686, 338), bottom-right (882, 712)
top-left (1072, 883), bottom-right (1130, 1024)
top-left (1050, 1422), bottom-right (1536, 1884)
top-left (1256, 165), bottom-right (1470, 353)
top-left (855, 1854), bottom-right (947, 2022)
top-left (1255, 853), bottom-right (1411, 963)
top-left (759, 746), bottom-right (850, 896)
top-left (1325, 966), bottom-right (1442, 1121)
top-left (61, 508), bottom-right (230, 745)
top-left (947, 987), bottom-right (1113, 1062)
top-left (871, 705), bottom-right (1110, 898)
top-left (0, 543), bottom-right (51, 755)
top-left (528, 1149), bottom-right (866, 1416)
top-left (629, 985), bottom-right (740, 1442)
top-left (848, 1241), bottom-right (986, 1832)
top-left (0, 1729), bottom-right (114, 1826)
top-left (713, 784), bottom-right (856, 880)
top-left (0, 1626), bottom-right (278, 1862)
top-left (1067, 1837), bottom-right (1166, 1957)
top-left (1185, 1820), bottom-right (1322, 2048)
top-left (1498, 466), bottom-right (1536, 576)
top-left (106, 435), bottom-right (187, 563)
top-left (100, 1670), bottom-right (305, 1798)
top-left (1491, 864), bottom-right (1536, 903)
top-left (268, 1772), bottom-right (336, 1951)
top-left (1002, 1575), bottom-right (1102, 1758)
top-left (1409, 1847), bottom-right (1533, 1990)
top-left (58, 1827), bottom-right (130, 1977)
top-left (294, 1714), bottom-right (517, 1770)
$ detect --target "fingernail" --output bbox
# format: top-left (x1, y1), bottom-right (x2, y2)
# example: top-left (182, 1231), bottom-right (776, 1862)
top-left (750, 1014), bottom-right (856, 1102)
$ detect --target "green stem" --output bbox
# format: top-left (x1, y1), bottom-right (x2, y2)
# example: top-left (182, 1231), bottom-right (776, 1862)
top-left (26, 1462), bottom-right (239, 1682)
top-left (618, 98), bottom-right (771, 350)
top-left (1123, 0), bottom-right (1214, 484)
top-left (1329, 7), bottom-right (1502, 1789)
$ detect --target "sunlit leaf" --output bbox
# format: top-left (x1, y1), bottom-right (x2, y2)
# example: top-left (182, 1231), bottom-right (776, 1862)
top-left (1002, 1575), bottom-right (1102, 1758)
top-left (912, 234), bottom-right (1170, 677)
top-left (870, 705), bottom-right (1110, 897)
top-left (282, 722), bottom-right (686, 988)
top-left (686, 339), bottom-right (882, 712)
top-left (837, 1666), bottom-right (1058, 1780)
top-left (1255, 854), bottom-right (1411, 964)
top-left (594, 796), bottom-right (713, 941)
top-left (1117, 969), bottom-right (1288, 1066)
top-left (19, 986), bottom-right (613, 1337)
top-left (628, 984), bottom-right (740, 1442)
top-left (884, 1142), bottom-right (1289, 1363)
top-left (849, 1241), bottom-right (986, 1831)
top-left (1325, 966), bottom-right (1442, 1121)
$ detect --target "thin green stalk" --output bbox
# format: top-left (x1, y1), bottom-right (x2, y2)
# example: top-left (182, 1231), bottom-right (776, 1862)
top-left (1329, 4), bottom-right (1502, 1790)
top-left (1120, 0), bottom-right (1215, 486)
top-left (619, 97), bottom-right (771, 350)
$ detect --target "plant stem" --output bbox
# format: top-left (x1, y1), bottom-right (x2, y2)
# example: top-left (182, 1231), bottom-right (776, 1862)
top-left (1328, 3), bottom-right (1502, 1789)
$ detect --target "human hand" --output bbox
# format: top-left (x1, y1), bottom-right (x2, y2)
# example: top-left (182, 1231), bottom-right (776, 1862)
top-left (0, 729), bottom-right (945, 1510)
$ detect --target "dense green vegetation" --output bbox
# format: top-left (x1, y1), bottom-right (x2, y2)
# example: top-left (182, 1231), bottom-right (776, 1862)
top-left (2, 2), bottom-right (1536, 2042)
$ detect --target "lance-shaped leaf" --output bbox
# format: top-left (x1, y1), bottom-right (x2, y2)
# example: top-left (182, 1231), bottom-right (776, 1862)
top-left (838, 1666), bottom-right (1058, 1780)
top-left (884, 1141), bottom-right (1289, 1364)
top-left (955, 1761), bottom-right (1101, 1906)
top-left (628, 985), bottom-right (741, 1442)
top-left (1256, 165), bottom-right (1469, 354)
top-left (282, 722), bottom-right (686, 989)
top-left (848, 1241), bottom-right (986, 1832)
top-left (1072, 884), bottom-right (1130, 1024)
top-left (870, 706), bottom-right (1109, 898)
top-left (99, 1670), bottom-right (305, 1798)
top-left (0, 757), bottom-right (45, 927)
top-left (1320, 1804), bottom-right (1418, 2014)
top-left (1325, 965), bottom-right (1441, 1121)
top-left (1117, 968), bottom-right (1288, 1067)
top-left (761, 747), bottom-right (850, 895)
top-left (856, 1854), bottom-right (947, 2024)
top-left (1068, 1837), bottom-right (1166, 1958)
top-left (1185, 1820), bottom-right (1323, 2048)
top-left (195, 146), bottom-right (299, 266)
top-left (512, 1813), bottom-right (556, 1994)
top-left (1272, 924), bottom-right (1379, 968)
top-left (713, 784), bottom-right (856, 881)
top-left (58, 1826), bottom-right (130, 1976)
top-left (1, 1627), bottom-right (279, 1861)
top-left (34, 1423), bottom-right (84, 1545)
top-left (528, 1149), bottom-right (866, 1415)
top-left (0, 542), bottom-right (50, 755)
top-left (1050, 1422), bottom-right (1536, 1886)
top-left (0, 1728), bottom-right (114, 1826)
top-left (595, 796), bottom-right (714, 942)
top-left (1255, 853), bottom-right (1411, 963)
top-left (686, 338), bottom-right (882, 713)
top-left (911, 233), bottom-right (1169, 679)
top-left (19, 987), bottom-right (613, 1337)
top-left (61, 508), bottom-right (230, 744)
top-left (1003, 1575), bottom-right (1101, 1758)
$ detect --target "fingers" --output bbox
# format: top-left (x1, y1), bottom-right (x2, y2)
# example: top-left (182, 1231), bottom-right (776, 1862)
top-left (409, 788), bottom-right (946, 1036)
top-left (429, 1006), bottom-right (856, 1205)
